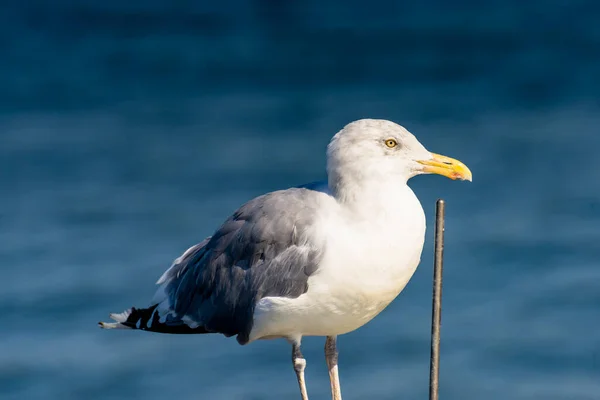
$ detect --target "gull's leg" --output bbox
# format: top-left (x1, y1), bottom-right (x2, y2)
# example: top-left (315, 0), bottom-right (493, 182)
top-left (325, 336), bottom-right (342, 400)
top-left (292, 340), bottom-right (309, 400)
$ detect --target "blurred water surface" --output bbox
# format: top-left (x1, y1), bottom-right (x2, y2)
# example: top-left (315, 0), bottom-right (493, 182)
top-left (1, 1), bottom-right (599, 399)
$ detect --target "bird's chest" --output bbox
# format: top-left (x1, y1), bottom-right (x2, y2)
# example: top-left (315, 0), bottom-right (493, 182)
top-left (318, 208), bottom-right (426, 320)
top-left (352, 224), bottom-right (423, 292)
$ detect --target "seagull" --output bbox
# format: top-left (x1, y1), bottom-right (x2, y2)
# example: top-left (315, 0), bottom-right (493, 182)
top-left (99, 119), bottom-right (471, 400)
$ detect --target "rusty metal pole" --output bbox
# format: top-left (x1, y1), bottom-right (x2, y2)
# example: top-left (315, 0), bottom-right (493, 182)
top-left (429, 199), bottom-right (445, 400)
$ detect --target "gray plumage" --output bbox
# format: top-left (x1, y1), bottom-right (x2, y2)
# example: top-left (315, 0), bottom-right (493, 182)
top-left (106, 188), bottom-right (327, 344)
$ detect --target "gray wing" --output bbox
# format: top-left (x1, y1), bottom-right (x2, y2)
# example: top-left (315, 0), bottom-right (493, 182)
top-left (152, 188), bottom-right (327, 344)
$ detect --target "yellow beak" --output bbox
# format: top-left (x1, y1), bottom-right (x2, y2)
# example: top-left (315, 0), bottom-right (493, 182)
top-left (417, 153), bottom-right (472, 182)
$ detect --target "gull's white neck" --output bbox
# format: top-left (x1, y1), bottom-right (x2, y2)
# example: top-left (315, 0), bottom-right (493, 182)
top-left (328, 173), bottom-right (427, 264)
top-left (330, 174), bottom-right (420, 218)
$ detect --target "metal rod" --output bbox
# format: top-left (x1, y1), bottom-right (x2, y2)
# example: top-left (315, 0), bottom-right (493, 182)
top-left (429, 199), bottom-right (445, 400)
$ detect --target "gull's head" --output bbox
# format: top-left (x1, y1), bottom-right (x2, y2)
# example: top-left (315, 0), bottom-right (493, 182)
top-left (327, 119), bottom-right (472, 187)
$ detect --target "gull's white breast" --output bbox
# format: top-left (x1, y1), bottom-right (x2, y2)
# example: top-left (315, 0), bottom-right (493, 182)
top-left (249, 185), bottom-right (426, 342)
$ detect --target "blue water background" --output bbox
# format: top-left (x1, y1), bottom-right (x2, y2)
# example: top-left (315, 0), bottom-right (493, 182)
top-left (1, 1), bottom-right (599, 399)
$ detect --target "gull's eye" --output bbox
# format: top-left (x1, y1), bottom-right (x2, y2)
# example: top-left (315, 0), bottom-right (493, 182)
top-left (384, 138), bottom-right (398, 148)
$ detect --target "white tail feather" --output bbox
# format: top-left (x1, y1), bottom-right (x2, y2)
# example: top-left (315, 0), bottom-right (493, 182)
top-left (109, 309), bottom-right (132, 323)
top-left (98, 309), bottom-right (134, 329)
